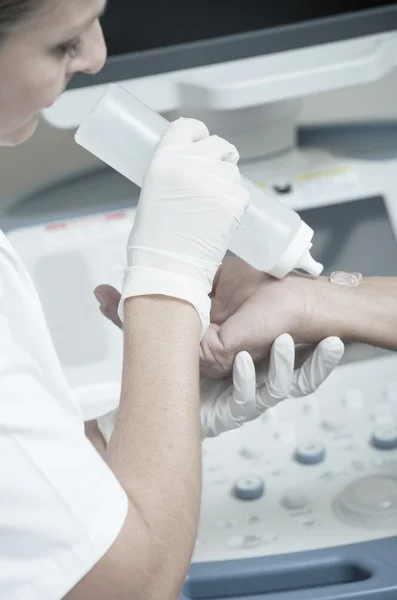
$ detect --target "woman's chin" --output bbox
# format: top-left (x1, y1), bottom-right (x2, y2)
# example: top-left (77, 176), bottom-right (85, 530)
top-left (0, 115), bottom-right (39, 147)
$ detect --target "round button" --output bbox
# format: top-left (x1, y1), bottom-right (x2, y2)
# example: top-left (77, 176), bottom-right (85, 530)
top-left (334, 475), bottom-right (397, 527)
top-left (294, 441), bottom-right (326, 465)
top-left (233, 476), bottom-right (265, 500)
top-left (281, 490), bottom-right (310, 511)
top-left (272, 182), bottom-right (292, 195)
top-left (371, 425), bottom-right (397, 450)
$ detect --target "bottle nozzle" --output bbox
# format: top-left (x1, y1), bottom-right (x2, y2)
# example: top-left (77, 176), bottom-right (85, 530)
top-left (296, 249), bottom-right (323, 277)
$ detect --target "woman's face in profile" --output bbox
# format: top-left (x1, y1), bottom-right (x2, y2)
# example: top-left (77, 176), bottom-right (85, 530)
top-left (0, 0), bottom-right (108, 146)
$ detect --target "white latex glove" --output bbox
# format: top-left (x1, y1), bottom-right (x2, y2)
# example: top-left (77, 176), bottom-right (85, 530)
top-left (96, 334), bottom-right (344, 443)
top-left (201, 333), bottom-right (344, 438)
top-left (119, 118), bottom-right (250, 336)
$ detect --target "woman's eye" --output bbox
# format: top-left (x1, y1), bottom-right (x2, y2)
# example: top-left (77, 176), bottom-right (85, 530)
top-left (55, 37), bottom-right (82, 58)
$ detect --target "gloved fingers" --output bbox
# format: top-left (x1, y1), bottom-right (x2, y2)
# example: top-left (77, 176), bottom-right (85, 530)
top-left (219, 351), bottom-right (258, 429)
top-left (230, 351), bottom-right (259, 424)
top-left (200, 373), bottom-right (231, 439)
top-left (290, 336), bottom-right (344, 398)
top-left (183, 160), bottom-right (242, 188)
top-left (203, 351), bottom-right (258, 438)
top-left (258, 333), bottom-right (295, 409)
top-left (157, 117), bottom-right (210, 149)
top-left (172, 142), bottom-right (242, 185)
top-left (158, 119), bottom-right (239, 165)
top-left (192, 135), bottom-right (240, 165)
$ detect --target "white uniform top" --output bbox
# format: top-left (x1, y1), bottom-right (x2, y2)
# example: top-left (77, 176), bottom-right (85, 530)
top-left (0, 231), bottom-right (128, 600)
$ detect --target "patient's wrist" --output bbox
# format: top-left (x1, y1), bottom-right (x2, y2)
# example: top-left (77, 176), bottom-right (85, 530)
top-left (296, 274), bottom-right (397, 351)
top-left (291, 274), bottom-right (364, 344)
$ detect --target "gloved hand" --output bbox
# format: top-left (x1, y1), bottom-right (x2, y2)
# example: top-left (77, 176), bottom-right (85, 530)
top-left (119, 118), bottom-right (250, 337)
top-left (96, 333), bottom-right (344, 443)
top-left (201, 333), bottom-right (343, 437)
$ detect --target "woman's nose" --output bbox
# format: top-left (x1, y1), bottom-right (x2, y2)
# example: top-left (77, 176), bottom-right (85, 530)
top-left (76, 22), bottom-right (107, 76)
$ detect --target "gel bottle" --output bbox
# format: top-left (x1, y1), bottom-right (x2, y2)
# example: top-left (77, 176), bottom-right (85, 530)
top-left (75, 84), bottom-right (322, 278)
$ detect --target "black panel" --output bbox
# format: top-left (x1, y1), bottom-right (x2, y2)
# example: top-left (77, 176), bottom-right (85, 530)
top-left (69, 3), bottom-right (397, 88)
top-left (298, 196), bottom-right (397, 277)
top-left (102, 1), bottom-right (397, 56)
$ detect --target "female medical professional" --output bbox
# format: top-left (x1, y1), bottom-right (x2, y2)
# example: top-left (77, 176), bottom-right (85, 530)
top-left (0, 1), bottom-right (344, 599)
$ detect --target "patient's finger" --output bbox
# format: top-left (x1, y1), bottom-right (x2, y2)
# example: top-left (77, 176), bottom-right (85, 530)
top-left (200, 324), bottom-right (234, 379)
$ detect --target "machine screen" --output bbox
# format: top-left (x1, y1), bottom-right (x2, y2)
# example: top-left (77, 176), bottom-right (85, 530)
top-left (299, 196), bottom-right (397, 276)
top-left (101, 2), bottom-right (396, 56)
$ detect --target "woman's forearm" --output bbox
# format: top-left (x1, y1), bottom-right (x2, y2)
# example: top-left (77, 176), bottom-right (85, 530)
top-left (303, 276), bottom-right (397, 351)
top-left (105, 296), bottom-right (202, 598)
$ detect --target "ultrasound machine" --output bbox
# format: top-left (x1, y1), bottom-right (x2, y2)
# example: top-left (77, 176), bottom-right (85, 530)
top-left (3, 2), bottom-right (397, 598)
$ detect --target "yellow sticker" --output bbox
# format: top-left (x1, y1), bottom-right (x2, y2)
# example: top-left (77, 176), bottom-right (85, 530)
top-left (295, 166), bottom-right (352, 183)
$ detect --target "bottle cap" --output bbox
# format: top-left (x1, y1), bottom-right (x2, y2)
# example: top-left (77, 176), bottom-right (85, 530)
top-left (296, 248), bottom-right (323, 276)
top-left (267, 221), bottom-right (323, 278)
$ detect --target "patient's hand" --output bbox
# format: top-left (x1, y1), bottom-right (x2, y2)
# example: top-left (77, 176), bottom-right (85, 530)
top-left (201, 257), bottom-right (314, 377)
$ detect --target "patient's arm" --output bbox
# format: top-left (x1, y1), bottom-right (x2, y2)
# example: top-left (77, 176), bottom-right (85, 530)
top-left (202, 257), bottom-right (397, 378)
top-left (297, 275), bottom-right (397, 350)
top-left (94, 257), bottom-right (397, 379)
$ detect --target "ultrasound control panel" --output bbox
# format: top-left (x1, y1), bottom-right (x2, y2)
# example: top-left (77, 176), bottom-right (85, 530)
top-left (196, 360), bottom-right (397, 565)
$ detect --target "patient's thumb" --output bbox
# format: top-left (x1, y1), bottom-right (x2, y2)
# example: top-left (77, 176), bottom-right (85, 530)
top-left (200, 324), bottom-right (235, 379)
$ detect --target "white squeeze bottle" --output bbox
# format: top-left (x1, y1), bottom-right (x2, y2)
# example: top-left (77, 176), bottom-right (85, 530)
top-left (75, 84), bottom-right (322, 278)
